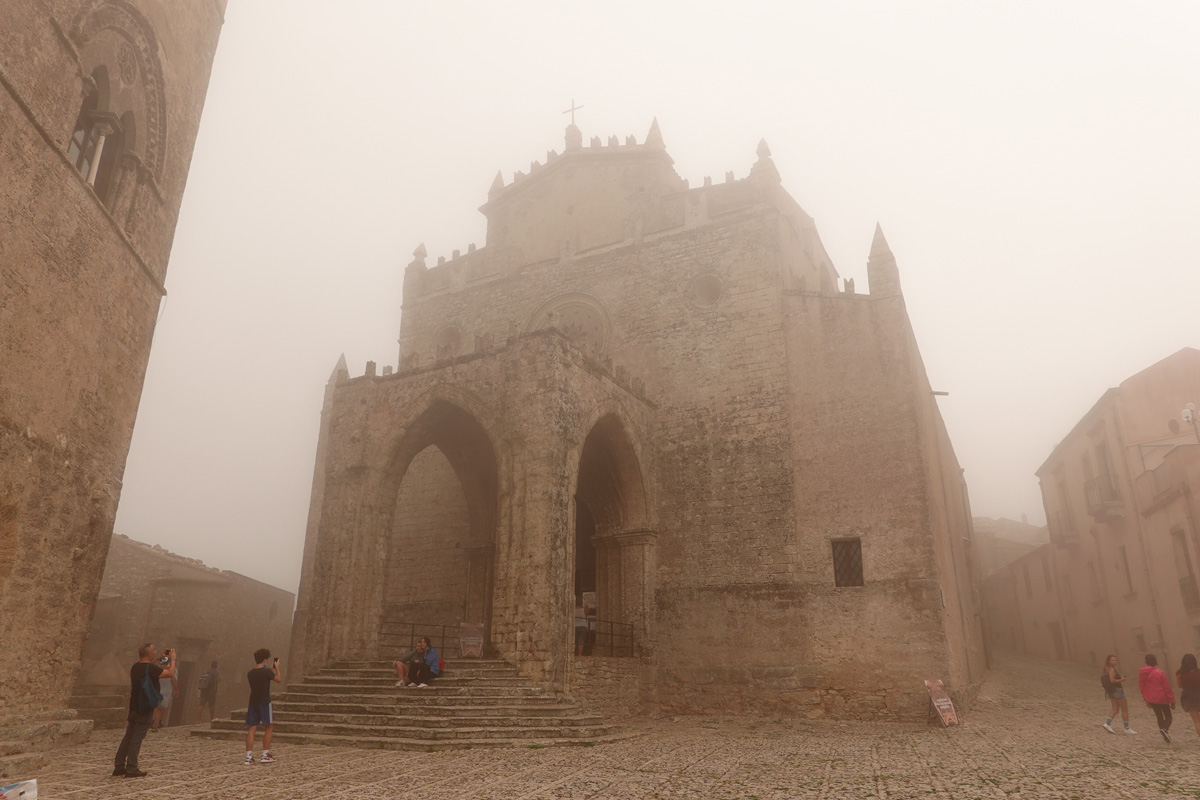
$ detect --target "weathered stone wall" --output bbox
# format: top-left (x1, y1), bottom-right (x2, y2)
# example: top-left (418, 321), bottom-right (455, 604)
top-left (384, 445), bottom-right (471, 626)
top-left (571, 656), bottom-right (644, 720)
top-left (0, 0), bottom-right (225, 718)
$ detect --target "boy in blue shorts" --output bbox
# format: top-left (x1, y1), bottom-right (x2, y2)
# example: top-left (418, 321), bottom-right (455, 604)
top-left (244, 648), bottom-right (281, 765)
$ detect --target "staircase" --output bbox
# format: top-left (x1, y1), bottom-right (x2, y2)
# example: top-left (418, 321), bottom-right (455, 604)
top-left (191, 658), bottom-right (634, 751)
top-left (68, 685), bottom-right (127, 730)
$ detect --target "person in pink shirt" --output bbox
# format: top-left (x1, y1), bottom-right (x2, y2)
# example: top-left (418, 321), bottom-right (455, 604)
top-left (1139, 653), bottom-right (1176, 743)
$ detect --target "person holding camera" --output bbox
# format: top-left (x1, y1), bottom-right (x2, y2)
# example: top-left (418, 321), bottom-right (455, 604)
top-left (244, 648), bottom-right (282, 765)
top-left (113, 643), bottom-right (176, 778)
top-left (151, 648), bottom-right (178, 732)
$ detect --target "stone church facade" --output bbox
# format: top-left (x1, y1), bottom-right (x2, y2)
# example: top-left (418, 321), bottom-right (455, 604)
top-left (291, 121), bottom-right (987, 719)
top-left (0, 1), bottom-right (225, 719)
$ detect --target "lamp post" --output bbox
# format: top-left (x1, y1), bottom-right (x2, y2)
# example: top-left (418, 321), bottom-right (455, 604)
top-left (1185, 403), bottom-right (1199, 445)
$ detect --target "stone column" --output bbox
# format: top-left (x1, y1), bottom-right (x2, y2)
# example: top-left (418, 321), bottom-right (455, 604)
top-left (463, 542), bottom-right (494, 630)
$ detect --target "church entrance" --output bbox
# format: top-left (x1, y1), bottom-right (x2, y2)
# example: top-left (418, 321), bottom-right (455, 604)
top-left (380, 401), bottom-right (497, 657)
top-left (573, 414), bottom-right (651, 656)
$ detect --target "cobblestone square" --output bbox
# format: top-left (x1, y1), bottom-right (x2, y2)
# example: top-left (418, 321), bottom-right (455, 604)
top-left (25, 657), bottom-right (1200, 799)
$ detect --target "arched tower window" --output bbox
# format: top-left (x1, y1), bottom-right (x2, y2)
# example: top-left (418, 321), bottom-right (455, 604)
top-left (66, 66), bottom-right (127, 204)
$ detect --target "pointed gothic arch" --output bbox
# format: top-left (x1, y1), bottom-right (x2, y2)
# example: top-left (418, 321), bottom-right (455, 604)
top-left (377, 401), bottom-right (499, 654)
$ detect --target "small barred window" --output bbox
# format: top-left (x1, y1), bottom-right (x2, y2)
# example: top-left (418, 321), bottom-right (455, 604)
top-left (831, 538), bottom-right (864, 587)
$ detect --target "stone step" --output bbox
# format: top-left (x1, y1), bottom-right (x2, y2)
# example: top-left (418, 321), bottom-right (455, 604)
top-left (0, 751), bottom-right (47, 780)
top-left (68, 693), bottom-right (126, 710)
top-left (264, 710), bottom-right (605, 729)
top-left (276, 691), bottom-right (563, 707)
top-left (333, 660), bottom-right (512, 670)
top-left (191, 727), bottom-right (641, 752)
top-left (319, 666), bottom-right (520, 679)
top-left (72, 684), bottom-right (126, 697)
top-left (195, 656), bottom-right (624, 752)
top-left (206, 717), bottom-right (618, 741)
top-left (74, 707), bottom-right (127, 730)
top-left (284, 683), bottom-right (547, 697)
top-left (302, 676), bottom-right (529, 688)
top-left (274, 701), bottom-right (585, 718)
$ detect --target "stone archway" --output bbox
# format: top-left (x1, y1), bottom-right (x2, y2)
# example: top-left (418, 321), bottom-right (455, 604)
top-left (574, 414), bottom-right (654, 655)
top-left (378, 401), bottom-right (498, 655)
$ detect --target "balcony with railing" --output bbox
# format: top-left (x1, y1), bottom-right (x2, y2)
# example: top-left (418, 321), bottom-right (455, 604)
top-left (1180, 576), bottom-right (1200, 612)
top-left (1084, 475), bottom-right (1124, 521)
top-left (1048, 511), bottom-right (1079, 547)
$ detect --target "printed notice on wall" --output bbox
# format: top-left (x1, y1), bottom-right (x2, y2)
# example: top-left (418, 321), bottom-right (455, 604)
top-left (924, 679), bottom-right (959, 727)
top-left (460, 622), bottom-right (485, 658)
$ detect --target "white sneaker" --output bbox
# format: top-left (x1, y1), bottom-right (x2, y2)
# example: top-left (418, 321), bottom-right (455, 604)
top-left (394, 681), bottom-right (406, 687)
top-left (417, 683), bottom-right (429, 688)
top-left (243, 754), bottom-right (255, 766)
top-left (1125, 727), bottom-right (1138, 734)
top-left (1103, 722), bottom-right (1115, 733)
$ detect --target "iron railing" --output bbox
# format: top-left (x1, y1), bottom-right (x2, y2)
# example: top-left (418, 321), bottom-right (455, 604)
top-left (379, 621), bottom-right (470, 659)
top-left (1180, 576), bottom-right (1200, 612)
top-left (1048, 511), bottom-right (1078, 546)
top-left (1084, 476), bottom-right (1123, 516)
top-left (578, 618), bottom-right (636, 658)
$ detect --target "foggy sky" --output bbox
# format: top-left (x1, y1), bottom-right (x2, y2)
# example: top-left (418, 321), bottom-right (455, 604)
top-left (112, 1), bottom-right (1200, 594)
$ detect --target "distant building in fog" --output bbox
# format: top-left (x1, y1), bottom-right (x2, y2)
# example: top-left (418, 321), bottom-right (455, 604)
top-left (71, 534), bottom-right (293, 728)
top-left (973, 516), bottom-right (1047, 576)
top-left (983, 348), bottom-right (1200, 669)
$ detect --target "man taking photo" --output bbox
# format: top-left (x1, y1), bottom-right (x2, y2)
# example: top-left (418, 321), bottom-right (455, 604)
top-left (113, 643), bottom-right (176, 778)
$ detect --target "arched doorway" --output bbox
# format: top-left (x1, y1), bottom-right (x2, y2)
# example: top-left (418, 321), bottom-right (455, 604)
top-left (380, 402), bottom-right (497, 656)
top-left (574, 414), bottom-right (651, 655)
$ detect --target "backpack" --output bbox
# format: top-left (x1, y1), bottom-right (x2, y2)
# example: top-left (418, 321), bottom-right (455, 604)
top-left (137, 668), bottom-right (163, 714)
top-left (197, 669), bottom-right (213, 690)
top-left (438, 658), bottom-right (445, 674)
top-left (1101, 671), bottom-right (1115, 694)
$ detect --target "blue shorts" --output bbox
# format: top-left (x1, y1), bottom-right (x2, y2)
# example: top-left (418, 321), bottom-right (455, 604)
top-left (245, 703), bottom-right (272, 727)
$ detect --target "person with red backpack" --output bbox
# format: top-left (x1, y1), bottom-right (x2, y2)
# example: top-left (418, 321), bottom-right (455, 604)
top-left (398, 636), bottom-right (441, 688)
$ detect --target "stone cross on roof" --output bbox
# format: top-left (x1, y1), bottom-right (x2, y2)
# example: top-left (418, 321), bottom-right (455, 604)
top-left (562, 98), bottom-right (584, 126)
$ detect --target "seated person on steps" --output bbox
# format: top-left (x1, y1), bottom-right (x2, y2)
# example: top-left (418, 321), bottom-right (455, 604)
top-left (395, 636), bottom-right (440, 688)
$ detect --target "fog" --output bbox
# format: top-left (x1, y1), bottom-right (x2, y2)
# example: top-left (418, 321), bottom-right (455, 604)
top-left (112, 1), bottom-right (1200, 594)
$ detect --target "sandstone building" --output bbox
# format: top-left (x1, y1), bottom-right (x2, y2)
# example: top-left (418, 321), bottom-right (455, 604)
top-left (973, 516), bottom-right (1047, 576)
top-left (71, 534), bottom-right (293, 729)
top-left (291, 122), bottom-right (987, 720)
top-left (983, 348), bottom-right (1200, 669)
top-left (0, 1), bottom-right (226, 720)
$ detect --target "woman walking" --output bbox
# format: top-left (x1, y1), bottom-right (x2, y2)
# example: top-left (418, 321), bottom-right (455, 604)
top-left (1102, 654), bottom-right (1136, 734)
top-left (1176, 653), bottom-right (1200, 739)
top-left (1138, 653), bottom-right (1176, 742)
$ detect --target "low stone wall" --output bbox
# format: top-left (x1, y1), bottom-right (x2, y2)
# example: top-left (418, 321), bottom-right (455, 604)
top-left (654, 665), bottom-right (959, 722)
top-left (572, 657), bottom-right (645, 719)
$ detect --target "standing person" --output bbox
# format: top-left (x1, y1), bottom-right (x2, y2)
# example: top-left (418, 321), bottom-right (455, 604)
top-left (197, 660), bottom-right (220, 720)
top-left (1101, 654), bottom-right (1136, 734)
top-left (113, 643), bottom-right (176, 778)
top-left (152, 649), bottom-right (177, 731)
top-left (1139, 653), bottom-right (1176, 742)
top-left (401, 637), bottom-right (440, 687)
top-left (244, 648), bottom-right (282, 765)
top-left (1176, 653), bottom-right (1200, 739)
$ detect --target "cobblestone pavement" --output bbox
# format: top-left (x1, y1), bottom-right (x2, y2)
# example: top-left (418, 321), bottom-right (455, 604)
top-left (24, 655), bottom-right (1200, 799)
